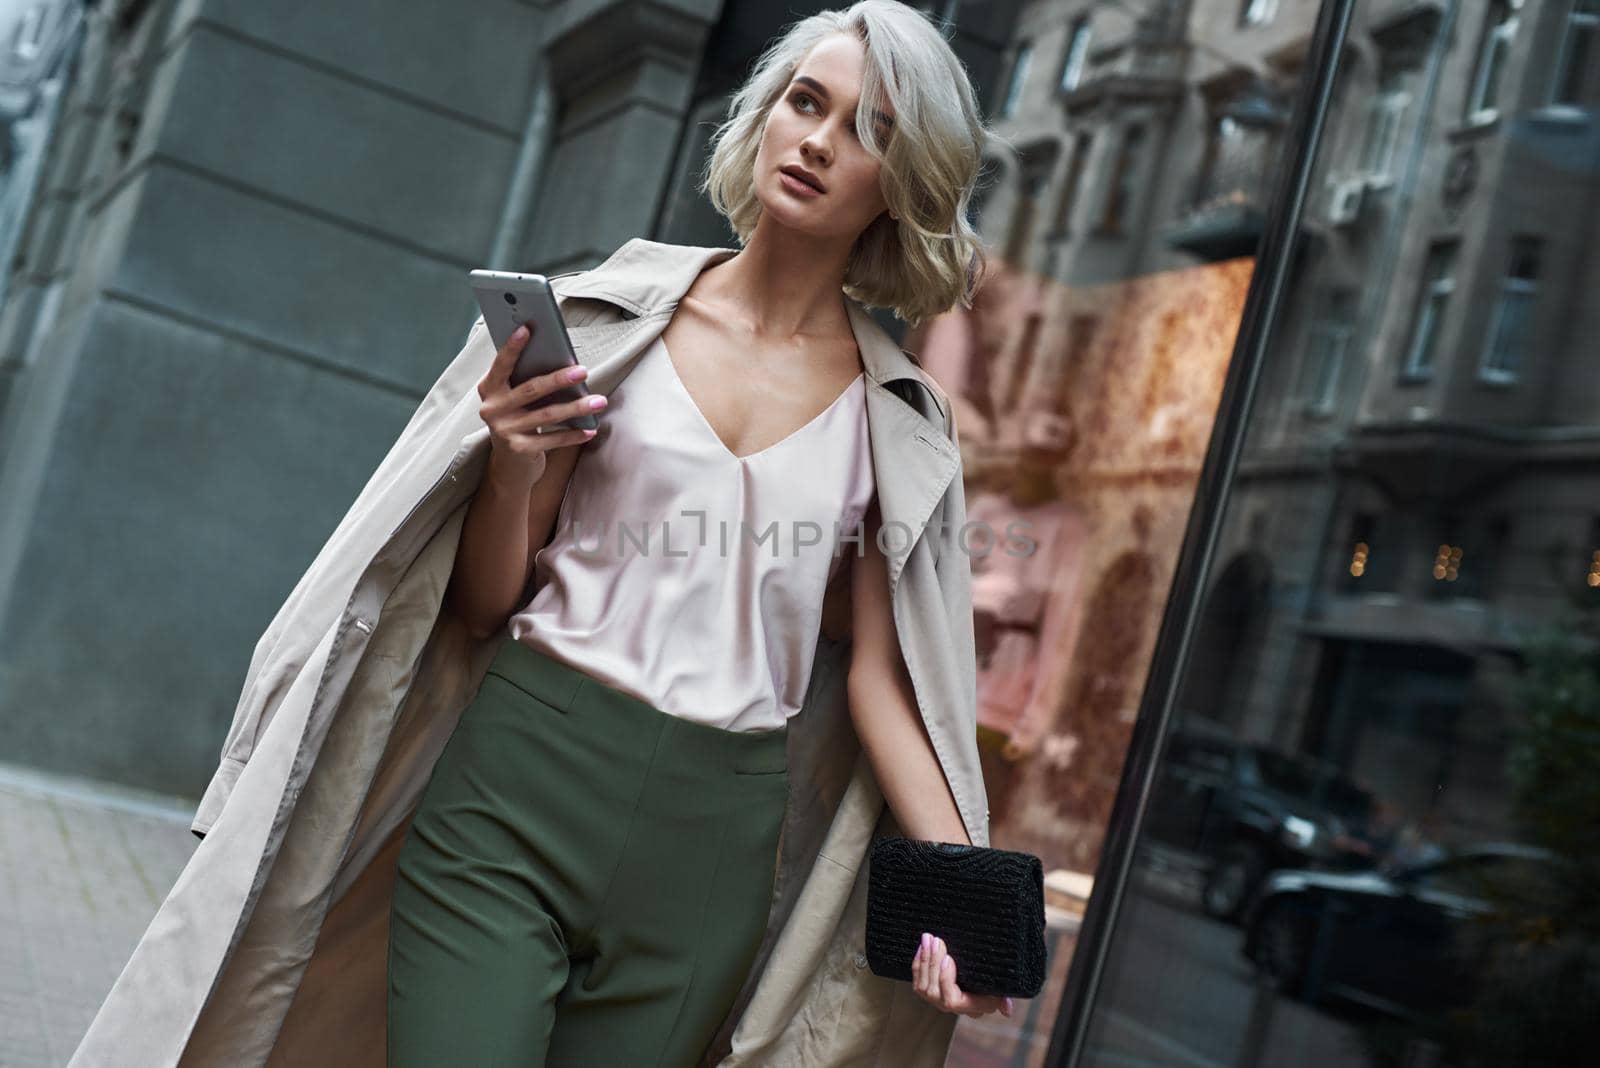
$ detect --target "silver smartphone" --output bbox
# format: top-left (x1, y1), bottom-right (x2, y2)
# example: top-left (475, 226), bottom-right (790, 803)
top-left (468, 268), bottom-right (599, 432)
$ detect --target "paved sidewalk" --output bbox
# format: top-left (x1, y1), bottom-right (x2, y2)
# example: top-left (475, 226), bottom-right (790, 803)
top-left (0, 761), bottom-right (197, 1067)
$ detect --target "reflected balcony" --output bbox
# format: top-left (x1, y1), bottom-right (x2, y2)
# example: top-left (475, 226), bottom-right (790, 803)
top-left (1164, 76), bottom-right (1293, 261)
top-left (1059, 26), bottom-right (1189, 112)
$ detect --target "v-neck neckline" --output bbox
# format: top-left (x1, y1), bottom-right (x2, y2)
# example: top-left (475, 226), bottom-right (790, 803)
top-left (656, 336), bottom-right (865, 464)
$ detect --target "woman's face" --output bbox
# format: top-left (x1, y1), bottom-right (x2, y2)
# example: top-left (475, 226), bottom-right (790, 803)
top-left (754, 33), bottom-right (897, 242)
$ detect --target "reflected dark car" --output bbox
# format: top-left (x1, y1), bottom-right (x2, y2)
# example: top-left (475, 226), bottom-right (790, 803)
top-left (1239, 842), bottom-right (1562, 1018)
top-left (1143, 726), bottom-right (1378, 922)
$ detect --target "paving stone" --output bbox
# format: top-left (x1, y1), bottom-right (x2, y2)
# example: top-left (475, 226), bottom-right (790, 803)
top-left (0, 764), bottom-right (196, 1067)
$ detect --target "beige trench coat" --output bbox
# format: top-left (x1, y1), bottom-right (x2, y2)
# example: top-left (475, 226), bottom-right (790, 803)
top-left (67, 237), bottom-right (991, 1068)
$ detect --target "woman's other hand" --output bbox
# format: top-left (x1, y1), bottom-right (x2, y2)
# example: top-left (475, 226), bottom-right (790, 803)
top-left (912, 932), bottom-right (1015, 1019)
top-left (478, 321), bottom-right (607, 485)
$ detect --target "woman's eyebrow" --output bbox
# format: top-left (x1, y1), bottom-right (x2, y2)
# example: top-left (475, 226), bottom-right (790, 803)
top-left (792, 75), bottom-right (895, 128)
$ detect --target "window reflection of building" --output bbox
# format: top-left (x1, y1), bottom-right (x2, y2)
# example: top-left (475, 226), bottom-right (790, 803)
top-left (1298, 287), bottom-right (1354, 417)
top-left (1182, 552), bottom-right (1272, 736)
top-left (1399, 239), bottom-right (1457, 381)
top-left (1004, 140), bottom-right (1058, 267)
top-left (1238, 0), bottom-right (1279, 30)
top-left (1048, 130), bottom-right (1093, 238)
top-left (933, 0), bottom-right (1600, 1061)
top-left (1094, 121), bottom-right (1145, 235)
top-left (1043, 548), bottom-right (1160, 869)
top-left (1476, 234), bottom-right (1540, 384)
top-left (1547, 0), bottom-right (1598, 107)
top-left (1059, 15), bottom-right (1092, 93)
top-left (1465, 0), bottom-right (1521, 124)
top-left (1048, 312), bottom-right (1097, 415)
top-left (967, 411), bottom-right (1088, 757)
top-left (1168, 76), bottom-right (1290, 259)
top-left (1360, 65), bottom-right (1410, 182)
top-left (1135, 0), bottom-right (1597, 1055)
top-left (1000, 38), bottom-right (1033, 119)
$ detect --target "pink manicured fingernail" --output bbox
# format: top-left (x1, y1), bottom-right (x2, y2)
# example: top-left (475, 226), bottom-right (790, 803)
top-left (567, 365), bottom-right (587, 381)
top-left (587, 395), bottom-right (606, 409)
top-left (513, 324), bottom-right (528, 340)
top-left (941, 956), bottom-right (952, 971)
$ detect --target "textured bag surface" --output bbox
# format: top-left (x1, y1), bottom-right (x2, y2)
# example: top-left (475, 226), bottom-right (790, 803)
top-left (864, 836), bottom-right (1048, 998)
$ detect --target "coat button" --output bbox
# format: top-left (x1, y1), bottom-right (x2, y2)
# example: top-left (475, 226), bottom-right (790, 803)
top-left (354, 618), bottom-right (373, 634)
top-left (853, 953), bottom-right (868, 969)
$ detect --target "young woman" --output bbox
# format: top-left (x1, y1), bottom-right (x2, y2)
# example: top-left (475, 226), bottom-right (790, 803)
top-left (383, 3), bottom-right (1013, 1065)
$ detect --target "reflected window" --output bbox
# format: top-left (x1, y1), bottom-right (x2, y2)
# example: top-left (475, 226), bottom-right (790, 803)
top-left (1424, 512), bottom-right (1507, 601)
top-left (1006, 311), bottom-right (1045, 413)
top-left (1185, 83), bottom-right (1288, 232)
top-left (1399, 239), bottom-right (1457, 381)
top-left (1360, 67), bottom-right (1409, 182)
top-left (1466, 0), bottom-right (1520, 124)
top-left (1342, 512), bottom-right (1404, 592)
top-left (1096, 123), bottom-right (1146, 236)
top-left (1240, 0), bottom-right (1279, 28)
top-left (10, 3), bottom-right (45, 59)
top-left (1478, 235), bottom-right (1541, 384)
top-left (1549, 0), bottom-right (1597, 107)
top-left (1048, 313), bottom-right (1098, 415)
top-left (1006, 141), bottom-right (1058, 268)
top-left (1300, 288), bottom-right (1355, 417)
top-left (1000, 40), bottom-right (1033, 118)
top-left (1049, 131), bottom-right (1092, 236)
top-left (1060, 16), bottom-right (1092, 93)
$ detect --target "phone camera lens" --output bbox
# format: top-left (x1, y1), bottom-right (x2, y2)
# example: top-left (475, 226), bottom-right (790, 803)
top-left (502, 292), bottom-right (517, 305)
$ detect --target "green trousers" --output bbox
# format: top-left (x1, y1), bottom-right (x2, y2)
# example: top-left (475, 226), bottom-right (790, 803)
top-left (387, 637), bottom-right (789, 1067)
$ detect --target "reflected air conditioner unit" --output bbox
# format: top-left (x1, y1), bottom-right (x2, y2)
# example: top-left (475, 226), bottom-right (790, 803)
top-left (1327, 176), bottom-right (1366, 226)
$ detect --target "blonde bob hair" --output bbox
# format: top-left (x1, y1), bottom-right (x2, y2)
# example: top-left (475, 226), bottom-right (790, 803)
top-left (700, 0), bottom-right (1012, 327)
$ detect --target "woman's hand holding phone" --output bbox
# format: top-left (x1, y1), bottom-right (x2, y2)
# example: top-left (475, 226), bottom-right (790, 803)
top-left (478, 321), bottom-right (607, 487)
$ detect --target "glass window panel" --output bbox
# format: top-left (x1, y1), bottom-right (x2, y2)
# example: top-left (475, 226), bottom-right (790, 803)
top-left (1054, 0), bottom-right (1600, 1062)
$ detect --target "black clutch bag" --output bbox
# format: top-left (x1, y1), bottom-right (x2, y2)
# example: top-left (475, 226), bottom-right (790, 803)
top-left (864, 836), bottom-right (1048, 998)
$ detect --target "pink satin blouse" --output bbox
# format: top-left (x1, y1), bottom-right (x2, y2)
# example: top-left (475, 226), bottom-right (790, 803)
top-left (506, 333), bottom-right (875, 733)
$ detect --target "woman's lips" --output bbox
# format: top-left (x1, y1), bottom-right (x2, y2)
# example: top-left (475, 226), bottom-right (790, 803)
top-left (780, 170), bottom-right (824, 197)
